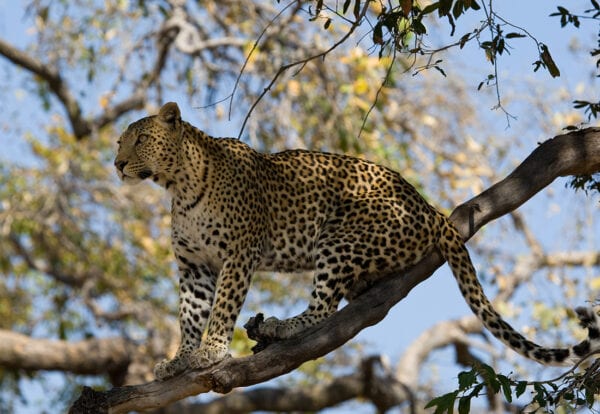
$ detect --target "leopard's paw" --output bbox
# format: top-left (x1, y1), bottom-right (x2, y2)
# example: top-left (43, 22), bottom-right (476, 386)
top-left (245, 314), bottom-right (306, 353)
top-left (257, 316), bottom-right (299, 339)
top-left (153, 355), bottom-right (189, 381)
top-left (189, 343), bottom-right (230, 370)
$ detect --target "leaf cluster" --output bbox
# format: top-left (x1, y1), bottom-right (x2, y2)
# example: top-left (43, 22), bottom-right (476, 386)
top-left (427, 361), bottom-right (600, 413)
top-left (550, 2), bottom-right (600, 28)
top-left (550, 2), bottom-right (600, 113)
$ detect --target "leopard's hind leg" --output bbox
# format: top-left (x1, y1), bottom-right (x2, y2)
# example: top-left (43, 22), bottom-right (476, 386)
top-left (253, 195), bottom-right (435, 341)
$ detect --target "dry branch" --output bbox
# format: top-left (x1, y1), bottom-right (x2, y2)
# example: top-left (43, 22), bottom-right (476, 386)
top-left (0, 330), bottom-right (132, 381)
top-left (0, 34), bottom-right (162, 140)
top-left (157, 355), bottom-right (409, 413)
top-left (68, 127), bottom-right (600, 413)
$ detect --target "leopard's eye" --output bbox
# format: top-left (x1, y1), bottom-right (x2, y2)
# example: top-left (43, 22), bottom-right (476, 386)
top-left (137, 134), bottom-right (149, 145)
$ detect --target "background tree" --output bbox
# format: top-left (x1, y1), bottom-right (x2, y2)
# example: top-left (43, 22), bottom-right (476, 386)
top-left (0, 1), bottom-right (598, 412)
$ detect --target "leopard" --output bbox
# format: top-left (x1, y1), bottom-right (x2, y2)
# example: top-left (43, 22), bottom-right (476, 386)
top-left (114, 102), bottom-right (600, 380)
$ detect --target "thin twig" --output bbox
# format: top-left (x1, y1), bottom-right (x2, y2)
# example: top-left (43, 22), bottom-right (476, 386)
top-left (228, 0), bottom-right (298, 122)
top-left (526, 350), bottom-right (600, 387)
top-left (358, 48), bottom-right (397, 139)
top-left (481, 1), bottom-right (517, 126)
top-left (236, 0), bottom-right (372, 139)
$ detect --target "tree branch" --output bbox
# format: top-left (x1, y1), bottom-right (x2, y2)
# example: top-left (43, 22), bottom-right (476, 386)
top-left (91, 93), bottom-right (146, 132)
top-left (0, 37), bottom-right (88, 138)
top-left (158, 356), bottom-right (410, 413)
top-left (7, 233), bottom-right (86, 288)
top-left (0, 330), bottom-right (132, 383)
top-left (69, 127), bottom-right (600, 413)
top-left (449, 127), bottom-right (600, 238)
top-left (0, 32), bottom-right (164, 139)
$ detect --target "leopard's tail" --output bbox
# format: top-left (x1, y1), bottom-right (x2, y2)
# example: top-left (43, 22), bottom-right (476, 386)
top-left (437, 217), bottom-right (600, 366)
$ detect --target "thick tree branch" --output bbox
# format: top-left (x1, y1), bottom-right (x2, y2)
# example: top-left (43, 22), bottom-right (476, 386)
top-left (449, 127), bottom-right (600, 238)
top-left (161, 7), bottom-right (247, 55)
top-left (8, 233), bottom-right (86, 288)
top-left (91, 93), bottom-right (147, 132)
top-left (0, 330), bottom-right (132, 381)
top-left (159, 356), bottom-right (410, 413)
top-left (396, 316), bottom-right (483, 390)
top-left (0, 37), bottom-right (88, 138)
top-left (0, 35), bottom-right (160, 139)
top-left (69, 127), bottom-right (600, 413)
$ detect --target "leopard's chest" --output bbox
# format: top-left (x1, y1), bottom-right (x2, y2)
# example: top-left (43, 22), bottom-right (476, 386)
top-left (170, 200), bottom-right (229, 270)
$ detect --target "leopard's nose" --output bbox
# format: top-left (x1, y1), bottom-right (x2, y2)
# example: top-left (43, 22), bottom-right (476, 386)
top-left (115, 160), bottom-right (128, 172)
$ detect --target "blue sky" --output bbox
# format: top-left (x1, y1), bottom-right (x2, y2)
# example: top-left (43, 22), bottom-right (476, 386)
top-left (0, 1), bottom-right (599, 413)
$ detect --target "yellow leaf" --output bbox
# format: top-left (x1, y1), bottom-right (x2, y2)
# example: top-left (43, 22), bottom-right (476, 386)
top-left (242, 41), bottom-right (259, 70)
top-left (99, 95), bottom-right (110, 109)
top-left (287, 80), bottom-right (301, 97)
top-left (140, 236), bottom-right (156, 255)
top-left (589, 277), bottom-right (600, 291)
top-left (454, 152), bottom-right (467, 163)
top-left (353, 77), bottom-right (369, 95)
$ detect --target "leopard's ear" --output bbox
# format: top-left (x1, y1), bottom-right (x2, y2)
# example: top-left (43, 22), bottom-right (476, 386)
top-left (158, 102), bottom-right (181, 125)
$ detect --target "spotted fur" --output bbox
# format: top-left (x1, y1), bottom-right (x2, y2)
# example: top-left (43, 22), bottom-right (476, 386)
top-left (114, 102), bottom-right (600, 380)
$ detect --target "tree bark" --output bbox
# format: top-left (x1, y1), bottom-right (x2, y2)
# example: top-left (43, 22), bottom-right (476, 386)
top-left (66, 127), bottom-right (600, 413)
top-left (155, 356), bottom-right (410, 414)
top-left (0, 330), bottom-right (132, 382)
top-left (0, 38), bottom-right (154, 139)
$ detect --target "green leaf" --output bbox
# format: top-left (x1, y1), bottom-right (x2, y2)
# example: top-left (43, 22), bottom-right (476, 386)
top-left (425, 391), bottom-right (459, 413)
top-left (497, 375), bottom-right (513, 403)
top-left (38, 6), bottom-right (49, 23)
top-left (459, 32), bottom-right (470, 48)
top-left (540, 44), bottom-right (561, 77)
top-left (515, 381), bottom-right (528, 398)
top-left (476, 363), bottom-right (496, 381)
top-left (585, 386), bottom-right (595, 406)
top-left (373, 22), bottom-right (384, 45)
top-left (505, 32), bottom-right (526, 39)
top-left (458, 369), bottom-right (477, 390)
top-left (452, 0), bottom-right (464, 19)
top-left (342, 0), bottom-right (351, 14)
top-left (446, 12), bottom-right (456, 35)
top-left (353, 0), bottom-right (361, 19)
top-left (533, 383), bottom-right (547, 406)
top-left (439, 0), bottom-right (453, 16)
top-left (412, 19), bottom-right (427, 35)
top-left (458, 396), bottom-right (471, 414)
top-left (422, 2), bottom-right (440, 15)
top-left (497, 38), bottom-right (505, 55)
top-left (316, 0), bottom-right (324, 14)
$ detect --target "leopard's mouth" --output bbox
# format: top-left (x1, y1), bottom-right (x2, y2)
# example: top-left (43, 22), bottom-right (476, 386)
top-left (121, 175), bottom-right (143, 185)
top-left (117, 169), bottom-right (152, 184)
top-left (138, 170), bottom-right (153, 179)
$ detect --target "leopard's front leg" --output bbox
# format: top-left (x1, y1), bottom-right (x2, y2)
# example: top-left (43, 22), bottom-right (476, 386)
top-left (154, 263), bottom-right (216, 380)
top-left (187, 252), bottom-right (259, 370)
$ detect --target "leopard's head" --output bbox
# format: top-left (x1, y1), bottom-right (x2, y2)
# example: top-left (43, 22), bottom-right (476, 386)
top-left (114, 102), bottom-right (182, 184)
